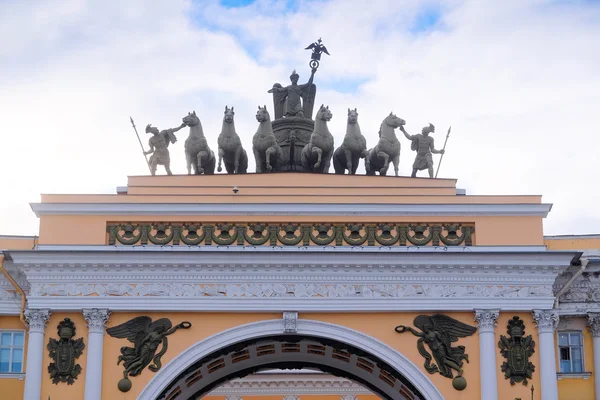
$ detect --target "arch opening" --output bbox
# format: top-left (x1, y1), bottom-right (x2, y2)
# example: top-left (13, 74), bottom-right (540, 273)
top-left (157, 335), bottom-right (423, 400)
top-left (138, 319), bottom-right (444, 400)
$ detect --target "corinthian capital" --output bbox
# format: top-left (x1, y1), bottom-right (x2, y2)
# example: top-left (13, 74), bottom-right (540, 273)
top-left (588, 313), bottom-right (600, 337)
top-left (83, 308), bottom-right (111, 334)
top-left (474, 309), bottom-right (499, 333)
top-left (532, 309), bottom-right (559, 333)
top-left (24, 308), bottom-right (51, 333)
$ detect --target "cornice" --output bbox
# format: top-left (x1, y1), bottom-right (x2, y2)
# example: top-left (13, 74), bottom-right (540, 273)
top-left (30, 202), bottom-right (553, 217)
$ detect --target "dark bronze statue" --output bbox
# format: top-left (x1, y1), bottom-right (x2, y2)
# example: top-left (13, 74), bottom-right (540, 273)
top-left (269, 69), bottom-right (317, 120)
top-left (395, 314), bottom-right (476, 390)
top-left (333, 108), bottom-right (368, 174)
top-left (305, 37), bottom-right (330, 70)
top-left (499, 316), bottom-right (535, 385)
top-left (217, 106), bottom-right (248, 174)
top-left (144, 123), bottom-right (185, 176)
top-left (106, 316), bottom-right (191, 392)
top-left (47, 318), bottom-right (85, 385)
top-left (182, 111), bottom-right (216, 175)
top-left (401, 123), bottom-right (445, 178)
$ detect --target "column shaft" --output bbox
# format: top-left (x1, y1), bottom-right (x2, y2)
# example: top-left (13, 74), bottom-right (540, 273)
top-left (83, 309), bottom-right (110, 400)
top-left (587, 313), bottom-right (600, 400)
top-left (475, 309), bottom-right (499, 400)
top-left (533, 310), bottom-right (559, 400)
top-left (23, 309), bottom-right (51, 400)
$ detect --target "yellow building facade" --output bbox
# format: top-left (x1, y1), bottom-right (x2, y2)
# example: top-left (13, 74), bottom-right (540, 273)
top-left (0, 173), bottom-right (597, 400)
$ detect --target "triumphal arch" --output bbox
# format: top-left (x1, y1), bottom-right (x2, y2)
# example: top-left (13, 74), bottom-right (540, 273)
top-left (1, 39), bottom-right (598, 400)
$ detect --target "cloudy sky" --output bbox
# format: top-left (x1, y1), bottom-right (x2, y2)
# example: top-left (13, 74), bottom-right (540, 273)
top-left (0, 0), bottom-right (598, 236)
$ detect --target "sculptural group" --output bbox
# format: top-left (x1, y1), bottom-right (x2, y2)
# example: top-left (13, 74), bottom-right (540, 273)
top-left (134, 38), bottom-right (447, 178)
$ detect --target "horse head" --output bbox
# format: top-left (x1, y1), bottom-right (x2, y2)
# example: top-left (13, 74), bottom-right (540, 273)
top-left (224, 106), bottom-right (235, 124)
top-left (316, 104), bottom-right (332, 122)
top-left (347, 108), bottom-right (358, 124)
top-left (182, 110), bottom-right (200, 127)
top-left (384, 112), bottom-right (405, 129)
top-left (256, 105), bottom-right (270, 123)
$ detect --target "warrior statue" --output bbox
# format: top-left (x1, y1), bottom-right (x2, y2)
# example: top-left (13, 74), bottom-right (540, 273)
top-left (269, 68), bottom-right (317, 120)
top-left (400, 123), bottom-right (444, 178)
top-left (144, 123), bottom-right (186, 176)
top-left (333, 108), bottom-right (367, 174)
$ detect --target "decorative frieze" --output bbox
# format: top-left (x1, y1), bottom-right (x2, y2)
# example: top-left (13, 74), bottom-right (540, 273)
top-left (106, 222), bottom-right (475, 247)
top-left (25, 308), bottom-right (51, 333)
top-left (30, 282), bottom-right (552, 299)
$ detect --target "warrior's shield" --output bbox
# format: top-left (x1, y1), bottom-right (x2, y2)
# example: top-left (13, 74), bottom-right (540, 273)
top-left (56, 342), bottom-right (74, 374)
top-left (508, 344), bottom-right (527, 374)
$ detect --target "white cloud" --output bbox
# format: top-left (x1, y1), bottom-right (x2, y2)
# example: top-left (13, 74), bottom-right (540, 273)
top-left (0, 0), bottom-right (598, 235)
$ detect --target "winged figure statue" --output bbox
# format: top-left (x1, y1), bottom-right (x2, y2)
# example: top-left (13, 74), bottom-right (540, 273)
top-left (395, 314), bottom-right (476, 380)
top-left (106, 316), bottom-right (191, 380)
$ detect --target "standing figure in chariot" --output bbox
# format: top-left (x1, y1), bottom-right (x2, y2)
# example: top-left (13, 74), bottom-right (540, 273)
top-left (268, 68), bottom-right (317, 119)
top-left (144, 123), bottom-right (186, 175)
top-left (400, 123), bottom-right (445, 178)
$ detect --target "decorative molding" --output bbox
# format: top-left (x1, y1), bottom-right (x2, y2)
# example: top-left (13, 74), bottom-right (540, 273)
top-left (225, 396), bottom-right (243, 400)
top-left (209, 373), bottom-right (372, 395)
top-left (587, 313), bottom-right (600, 337)
top-left (557, 372), bottom-right (592, 380)
top-left (474, 309), bottom-right (499, 333)
top-left (106, 222), bottom-right (475, 247)
top-left (24, 309), bottom-right (51, 333)
top-left (137, 319), bottom-right (445, 400)
top-left (282, 396), bottom-right (300, 400)
top-left (283, 311), bottom-right (298, 333)
top-left (82, 309), bottom-right (110, 334)
top-left (30, 202), bottom-right (554, 217)
top-left (340, 395), bottom-right (359, 400)
top-left (532, 310), bottom-right (559, 333)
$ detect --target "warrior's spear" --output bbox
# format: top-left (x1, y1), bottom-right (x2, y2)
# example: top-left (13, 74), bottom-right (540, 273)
top-left (129, 116), bottom-right (152, 173)
top-left (434, 125), bottom-right (451, 179)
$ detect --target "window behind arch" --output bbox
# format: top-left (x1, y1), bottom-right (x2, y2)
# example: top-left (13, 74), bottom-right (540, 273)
top-left (558, 331), bottom-right (584, 373)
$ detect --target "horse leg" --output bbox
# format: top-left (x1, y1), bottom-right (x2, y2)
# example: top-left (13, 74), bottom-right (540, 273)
top-left (253, 149), bottom-right (263, 173)
top-left (323, 150), bottom-right (333, 173)
top-left (234, 146), bottom-right (242, 174)
top-left (197, 151), bottom-right (206, 174)
top-left (392, 152), bottom-right (400, 176)
top-left (377, 151), bottom-right (389, 175)
top-left (217, 148), bottom-right (224, 173)
top-left (344, 148), bottom-right (353, 173)
top-left (312, 147), bottom-right (322, 170)
top-left (265, 146), bottom-right (275, 172)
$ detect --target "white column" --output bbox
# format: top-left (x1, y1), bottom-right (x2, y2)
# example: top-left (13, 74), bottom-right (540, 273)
top-left (474, 309), bottom-right (499, 400)
top-left (533, 309), bottom-right (559, 400)
top-left (587, 313), bottom-right (600, 400)
top-left (83, 309), bottom-right (111, 400)
top-left (23, 308), bottom-right (51, 400)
